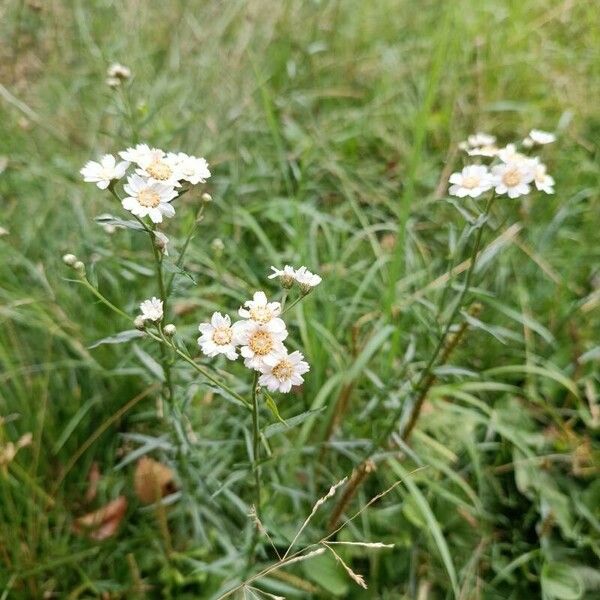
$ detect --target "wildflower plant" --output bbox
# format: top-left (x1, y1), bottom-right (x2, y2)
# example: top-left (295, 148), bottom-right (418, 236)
top-left (68, 142), bottom-right (323, 555)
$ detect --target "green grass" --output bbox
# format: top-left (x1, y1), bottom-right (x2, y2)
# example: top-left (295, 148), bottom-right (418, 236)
top-left (1, 0), bottom-right (599, 598)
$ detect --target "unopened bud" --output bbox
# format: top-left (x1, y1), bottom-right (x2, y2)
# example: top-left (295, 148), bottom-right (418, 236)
top-left (134, 315), bottom-right (146, 330)
top-left (201, 192), bottom-right (212, 203)
top-left (211, 238), bottom-right (224, 257)
top-left (62, 253), bottom-right (77, 267)
top-left (280, 274), bottom-right (295, 289)
top-left (163, 323), bottom-right (176, 337)
top-left (73, 261), bottom-right (86, 275)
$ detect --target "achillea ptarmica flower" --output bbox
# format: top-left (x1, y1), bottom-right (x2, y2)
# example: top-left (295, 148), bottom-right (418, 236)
top-left (171, 152), bottom-right (211, 185)
top-left (238, 320), bottom-right (287, 370)
top-left (136, 152), bottom-right (182, 188)
top-left (467, 145), bottom-right (498, 157)
top-left (466, 132), bottom-right (496, 148)
top-left (268, 265), bottom-right (296, 288)
top-left (140, 297), bottom-right (164, 322)
top-left (448, 165), bottom-right (493, 199)
top-left (491, 161), bottom-right (535, 198)
top-left (497, 143), bottom-right (528, 165)
top-left (532, 160), bottom-right (555, 194)
top-left (119, 144), bottom-right (160, 167)
top-left (198, 313), bottom-right (241, 360)
top-left (258, 349), bottom-right (310, 393)
top-left (239, 291), bottom-right (285, 329)
top-left (523, 129), bottom-right (556, 147)
top-left (122, 174), bottom-right (178, 223)
top-left (80, 154), bottom-right (129, 189)
top-left (107, 63), bottom-right (131, 80)
top-left (294, 266), bottom-right (322, 292)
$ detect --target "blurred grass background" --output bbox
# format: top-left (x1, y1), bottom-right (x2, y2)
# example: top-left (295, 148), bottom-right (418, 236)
top-left (1, 0), bottom-right (599, 598)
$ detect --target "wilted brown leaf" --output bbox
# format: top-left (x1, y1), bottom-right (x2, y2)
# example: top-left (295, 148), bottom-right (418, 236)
top-left (74, 496), bottom-right (127, 540)
top-left (134, 457), bottom-right (176, 505)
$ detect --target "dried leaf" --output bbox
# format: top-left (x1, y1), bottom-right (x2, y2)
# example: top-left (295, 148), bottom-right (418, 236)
top-left (134, 457), bottom-right (176, 504)
top-left (74, 496), bottom-right (127, 540)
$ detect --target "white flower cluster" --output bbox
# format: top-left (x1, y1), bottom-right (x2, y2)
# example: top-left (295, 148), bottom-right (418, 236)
top-left (197, 266), bottom-right (320, 393)
top-left (268, 265), bottom-right (322, 292)
top-left (80, 143), bottom-right (211, 223)
top-left (450, 130), bottom-right (555, 199)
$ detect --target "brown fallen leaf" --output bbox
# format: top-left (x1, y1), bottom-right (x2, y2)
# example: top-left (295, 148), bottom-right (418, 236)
top-left (134, 457), bottom-right (176, 505)
top-left (74, 496), bottom-right (127, 540)
top-left (85, 462), bottom-right (101, 504)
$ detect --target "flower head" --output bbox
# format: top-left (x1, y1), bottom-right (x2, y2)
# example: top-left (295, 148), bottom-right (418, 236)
top-left (467, 145), bottom-right (498, 157)
top-left (171, 152), bottom-right (211, 185)
top-left (198, 313), bottom-right (242, 360)
top-left (497, 144), bottom-right (528, 165)
top-left (491, 161), bottom-right (535, 198)
top-left (294, 266), bottom-right (322, 291)
top-left (80, 154), bottom-right (129, 189)
top-left (467, 132), bottom-right (496, 148)
top-left (136, 153), bottom-right (182, 188)
top-left (448, 165), bottom-right (492, 198)
top-left (523, 129), bottom-right (556, 147)
top-left (119, 144), bottom-right (162, 167)
top-left (122, 174), bottom-right (178, 223)
top-left (140, 297), bottom-right (163, 322)
top-left (239, 291), bottom-right (285, 329)
top-left (107, 63), bottom-right (131, 80)
top-left (238, 320), bottom-right (287, 370)
top-left (532, 159), bottom-right (555, 194)
top-left (258, 349), bottom-right (310, 393)
top-left (268, 265), bottom-right (296, 288)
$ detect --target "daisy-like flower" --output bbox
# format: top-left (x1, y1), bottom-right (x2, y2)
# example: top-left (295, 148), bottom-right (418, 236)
top-left (107, 63), bottom-right (131, 80)
top-left (136, 152), bottom-right (182, 188)
top-left (523, 129), bottom-right (556, 147)
top-left (467, 145), bottom-right (498, 157)
top-left (239, 291), bottom-right (286, 329)
top-left (238, 320), bottom-right (288, 370)
top-left (268, 265), bottom-right (296, 288)
top-left (80, 154), bottom-right (129, 189)
top-left (532, 159), bottom-right (555, 194)
top-left (467, 132), bottom-right (496, 148)
top-left (171, 152), bottom-right (211, 185)
top-left (198, 313), bottom-right (242, 360)
top-left (122, 174), bottom-right (178, 223)
top-left (119, 144), bottom-right (162, 167)
top-left (497, 143), bottom-right (528, 165)
top-left (491, 161), bottom-right (535, 198)
top-left (448, 165), bottom-right (493, 198)
top-left (140, 297), bottom-right (163, 322)
top-left (258, 349), bottom-right (310, 393)
top-left (294, 266), bottom-right (322, 291)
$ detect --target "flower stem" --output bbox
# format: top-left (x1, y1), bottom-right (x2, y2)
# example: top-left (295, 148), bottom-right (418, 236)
top-left (251, 371), bottom-right (262, 518)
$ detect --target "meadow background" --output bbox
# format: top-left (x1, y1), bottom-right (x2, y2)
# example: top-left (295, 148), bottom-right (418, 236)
top-left (1, 0), bottom-right (599, 598)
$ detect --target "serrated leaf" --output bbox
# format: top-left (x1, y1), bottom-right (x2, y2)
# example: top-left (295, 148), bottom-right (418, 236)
top-left (88, 329), bottom-right (145, 349)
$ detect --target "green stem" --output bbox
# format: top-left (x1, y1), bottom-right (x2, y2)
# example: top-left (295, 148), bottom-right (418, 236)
top-left (251, 371), bottom-right (261, 518)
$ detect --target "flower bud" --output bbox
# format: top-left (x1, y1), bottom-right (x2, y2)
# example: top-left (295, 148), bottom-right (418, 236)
top-left (134, 315), bottom-right (146, 330)
top-left (211, 238), bottom-right (224, 257)
top-left (201, 192), bottom-right (212, 203)
top-left (62, 253), bottom-right (77, 267)
top-left (73, 260), bottom-right (86, 275)
top-left (163, 323), bottom-right (176, 337)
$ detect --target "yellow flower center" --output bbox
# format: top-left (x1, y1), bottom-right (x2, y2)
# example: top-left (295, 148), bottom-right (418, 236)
top-left (462, 175), bottom-right (479, 189)
top-left (138, 189), bottom-right (161, 208)
top-left (147, 160), bottom-right (172, 181)
top-left (249, 307), bottom-right (272, 324)
top-left (272, 359), bottom-right (294, 381)
top-left (502, 168), bottom-right (521, 187)
top-left (213, 327), bottom-right (232, 345)
top-left (249, 330), bottom-right (274, 356)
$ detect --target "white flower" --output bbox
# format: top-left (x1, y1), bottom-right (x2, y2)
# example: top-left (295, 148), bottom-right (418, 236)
top-left (448, 165), bottom-right (493, 198)
top-left (239, 291), bottom-right (285, 329)
top-left (532, 160), bottom-right (555, 194)
top-left (80, 154), bottom-right (129, 189)
top-left (136, 153), bottom-right (182, 188)
top-left (497, 143), bottom-right (528, 165)
top-left (238, 320), bottom-right (288, 370)
top-left (119, 144), bottom-right (162, 166)
top-left (140, 297), bottom-right (163, 322)
top-left (467, 145), bottom-right (498, 157)
top-left (268, 265), bottom-right (296, 288)
top-left (524, 129), bottom-right (556, 147)
top-left (294, 266), bottom-right (322, 290)
top-left (491, 161), bottom-right (535, 198)
top-left (467, 132), bottom-right (496, 147)
top-left (107, 63), bottom-right (131, 80)
top-left (198, 313), bottom-right (242, 360)
top-left (258, 349), bottom-right (310, 393)
top-left (122, 174), bottom-right (178, 223)
top-left (171, 152), bottom-right (211, 185)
